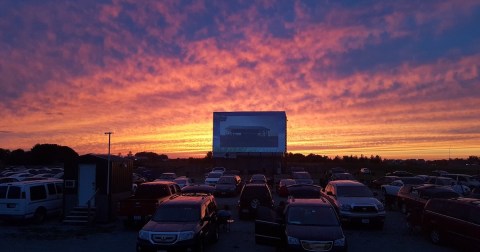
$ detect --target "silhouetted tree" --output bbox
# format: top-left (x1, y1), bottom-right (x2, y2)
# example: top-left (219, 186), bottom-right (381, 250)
top-left (9, 149), bottom-right (28, 165)
top-left (30, 144), bottom-right (78, 165)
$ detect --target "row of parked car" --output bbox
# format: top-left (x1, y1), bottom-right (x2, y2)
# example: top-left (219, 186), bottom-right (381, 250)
top-left (0, 166), bottom-right (64, 184)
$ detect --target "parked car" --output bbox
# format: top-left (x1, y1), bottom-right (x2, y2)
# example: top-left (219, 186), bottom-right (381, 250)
top-left (211, 167), bottom-right (226, 173)
top-left (443, 173), bottom-right (480, 189)
top-left (238, 183), bottom-right (274, 219)
top-left (286, 184), bottom-right (323, 199)
top-left (136, 195), bottom-right (219, 252)
top-left (0, 179), bottom-right (64, 223)
top-left (329, 172), bottom-right (356, 182)
top-left (173, 176), bottom-right (193, 188)
top-left (255, 198), bottom-right (347, 252)
top-left (370, 176), bottom-right (399, 189)
top-left (386, 171), bottom-right (414, 177)
top-left (381, 177), bottom-right (424, 208)
top-left (321, 180), bottom-right (385, 229)
top-left (204, 172), bottom-right (224, 186)
top-left (359, 168), bottom-right (372, 175)
top-left (422, 197), bottom-right (480, 249)
top-left (248, 174), bottom-right (268, 184)
top-left (425, 176), bottom-right (471, 195)
top-left (214, 175), bottom-right (242, 196)
top-left (431, 170), bottom-right (449, 177)
top-left (181, 185), bottom-right (215, 195)
top-left (292, 171), bottom-right (314, 185)
top-left (155, 172), bottom-right (177, 181)
top-left (277, 179), bottom-right (296, 197)
top-left (117, 181), bottom-right (181, 226)
top-left (0, 177), bottom-right (19, 184)
top-left (8, 172), bottom-right (33, 181)
top-left (396, 184), bottom-right (460, 215)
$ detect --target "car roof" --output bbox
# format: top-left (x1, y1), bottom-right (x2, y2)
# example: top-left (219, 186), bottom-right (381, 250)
top-left (142, 181), bottom-right (176, 186)
top-left (287, 198), bottom-right (332, 207)
top-left (163, 195), bottom-right (211, 206)
top-left (328, 180), bottom-right (364, 186)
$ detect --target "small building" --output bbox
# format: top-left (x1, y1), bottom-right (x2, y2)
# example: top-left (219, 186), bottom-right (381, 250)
top-left (64, 154), bottom-right (133, 223)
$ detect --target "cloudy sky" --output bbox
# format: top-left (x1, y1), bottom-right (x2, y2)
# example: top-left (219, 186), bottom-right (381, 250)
top-left (1, 0), bottom-right (479, 160)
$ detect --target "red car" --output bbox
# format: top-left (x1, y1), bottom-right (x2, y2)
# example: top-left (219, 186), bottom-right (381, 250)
top-left (277, 179), bottom-right (296, 197)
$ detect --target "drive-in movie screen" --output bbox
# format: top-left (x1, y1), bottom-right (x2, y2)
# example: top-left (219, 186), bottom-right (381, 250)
top-left (213, 112), bottom-right (286, 157)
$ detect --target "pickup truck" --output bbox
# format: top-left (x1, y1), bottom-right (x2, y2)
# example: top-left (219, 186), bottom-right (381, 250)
top-left (117, 181), bottom-right (181, 226)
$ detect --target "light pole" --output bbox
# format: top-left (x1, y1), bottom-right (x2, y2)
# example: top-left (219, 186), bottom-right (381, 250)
top-left (105, 132), bottom-right (113, 196)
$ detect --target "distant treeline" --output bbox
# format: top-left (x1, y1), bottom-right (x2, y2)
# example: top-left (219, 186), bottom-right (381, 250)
top-left (1, 145), bottom-right (479, 170)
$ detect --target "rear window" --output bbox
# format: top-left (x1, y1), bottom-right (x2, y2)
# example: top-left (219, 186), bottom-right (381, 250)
top-left (135, 184), bottom-right (170, 198)
top-left (0, 186), bottom-right (7, 199)
top-left (7, 186), bottom-right (21, 199)
top-left (241, 186), bottom-right (271, 200)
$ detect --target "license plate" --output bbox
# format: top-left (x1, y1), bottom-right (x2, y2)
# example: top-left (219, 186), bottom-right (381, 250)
top-left (134, 216), bottom-right (141, 220)
top-left (241, 209), bottom-right (249, 213)
top-left (221, 192), bottom-right (226, 195)
top-left (361, 219), bottom-right (370, 224)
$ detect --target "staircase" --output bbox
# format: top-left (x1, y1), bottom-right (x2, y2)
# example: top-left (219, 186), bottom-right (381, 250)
top-left (63, 206), bottom-right (96, 226)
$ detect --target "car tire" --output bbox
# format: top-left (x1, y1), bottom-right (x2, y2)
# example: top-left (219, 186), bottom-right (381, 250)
top-left (194, 239), bottom-right (204, 252)
top-left (33, 208), bottom-right (46, 224)
top-left (429, 228), bottom-right (442, 244)
top-left (211, 225), bottom-right (219, 243)
top-left (400, 203), bottom-right (407, 214)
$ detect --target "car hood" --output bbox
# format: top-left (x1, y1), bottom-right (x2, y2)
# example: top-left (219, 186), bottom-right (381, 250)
top-left (142, 221), bottom-right (197, 232)
top-left (337, 197), bottom-right (381, 206)
top-left (286, 225), bottom-right (343, 241)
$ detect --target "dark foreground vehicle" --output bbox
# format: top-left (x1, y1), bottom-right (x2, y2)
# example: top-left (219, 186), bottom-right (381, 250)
top-left (136, 195), bottom-right (219, 252)
top-left (238, 183), bottom-right (274, 219)
top-left (422, 197), bottom-right (480, 249)
top-left (255, 198), bottom-right (347, 251)
top-left (117, 181), bottom-right (181, 226)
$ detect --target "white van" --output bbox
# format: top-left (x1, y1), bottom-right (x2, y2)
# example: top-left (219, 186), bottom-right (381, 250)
top-left (0, 179), bottom-right (63, 223)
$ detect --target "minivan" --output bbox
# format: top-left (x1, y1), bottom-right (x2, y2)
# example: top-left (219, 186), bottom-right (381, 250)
top-left (0, 179), bottom-right (63, 223)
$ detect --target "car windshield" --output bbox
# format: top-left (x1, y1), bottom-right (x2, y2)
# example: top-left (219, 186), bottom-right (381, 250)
top-left (400, 178), bottom-right (424, 185)
top-left (217, 177), bottom-right (235, 184)
top-left (152, 205), bottom-right (200, 222)
top-left (208, 173), bottom-right (222, 179)
top-left (287, 206), bottom-right (339, 226)
top-left (336, 185), bottom-right (373, 197)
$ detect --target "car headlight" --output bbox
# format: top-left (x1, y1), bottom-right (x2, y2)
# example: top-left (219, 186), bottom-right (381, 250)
top-left (287, 236), bottom-right (300, 245)
top-left (138, 230), bottom-right (150, 241)
top-left (178, 231), bottom-right (195, 241)
top-left (376, 203), bottom-right (385, 211)
top-left (334, 237), bottom-right (346, 246)
top-left (340, 204), bottom-right (351, 211)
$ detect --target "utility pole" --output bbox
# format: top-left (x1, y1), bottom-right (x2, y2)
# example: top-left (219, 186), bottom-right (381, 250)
top-left (105, 132), bottom-right (113, 196)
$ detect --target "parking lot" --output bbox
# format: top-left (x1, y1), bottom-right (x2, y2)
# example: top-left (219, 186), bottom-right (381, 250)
top-left (0, 191), bottom-right (459, 252)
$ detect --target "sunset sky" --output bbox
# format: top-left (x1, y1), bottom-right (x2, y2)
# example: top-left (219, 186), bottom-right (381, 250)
top-left (1, 0), bottom-right (479, 160)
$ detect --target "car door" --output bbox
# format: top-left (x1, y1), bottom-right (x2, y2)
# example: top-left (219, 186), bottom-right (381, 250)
top-left (255, 206), bottom-right (283, 246)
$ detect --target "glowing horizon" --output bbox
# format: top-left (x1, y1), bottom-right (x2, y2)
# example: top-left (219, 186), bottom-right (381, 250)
top-left (1, 1), bottom-right (479, 161)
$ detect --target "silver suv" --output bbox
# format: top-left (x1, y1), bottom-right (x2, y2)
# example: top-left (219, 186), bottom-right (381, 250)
top-left (322, 180), bottom-right (385, 229)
